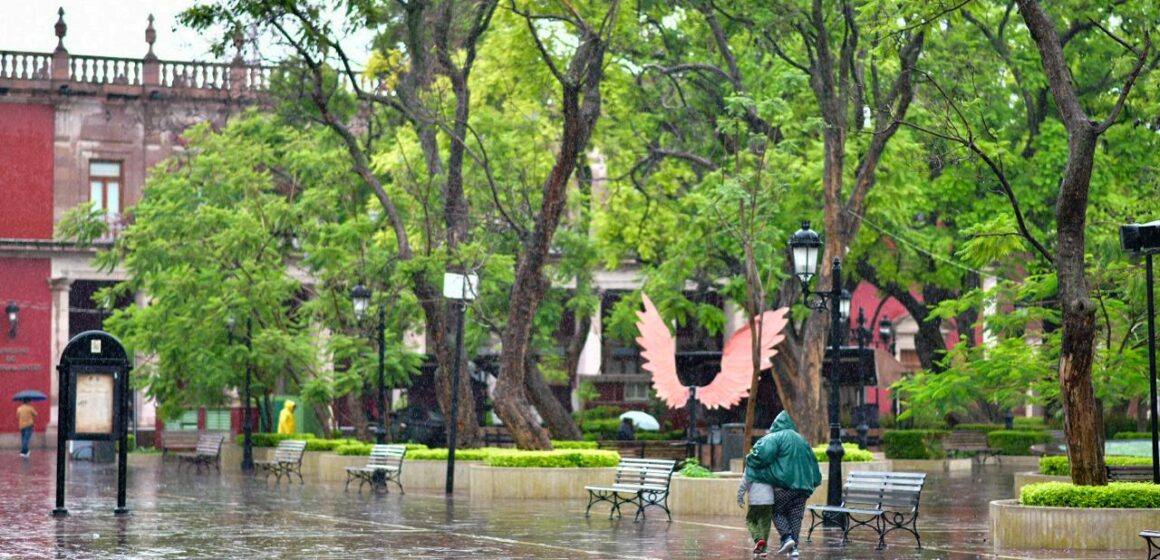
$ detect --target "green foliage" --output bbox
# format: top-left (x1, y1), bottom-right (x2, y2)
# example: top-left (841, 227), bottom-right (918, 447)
top-left (484, 450), bottom-right (620, 468)
top-left (335, 443), bottom-right (372, 456)
top-left (814, 443), bottom-right (875, 463)
top-left (986, 431), bottom-right (1053, 455)
top-left (581, 405), bottom-right (624, 421)
top-left (408, 448), bottom-right (504, 461)
top-left (1021, 482), bottom-right (1160, 509)
top-left (237, 432), bottom-right (317, 447)
top-left (1013, 417), bottom-right (1050, 431)
top-left (1104, 414), bottom-right (1139, 439)
top-left (551, 440), bottom-right (598, 450)
top-left (1113, 432), bottom-right (1152, 440)
top-left (953, 424), bottom-right (1004, 433)
top-left (304, 438), bottom-right (361, 452)
top-left (882, 430), bottom-right (948, 459)
top-left (1039, 455), bottom-right (1153, 476)
top-left (581, 418), bottom-right (623, 440)
top-left (678, 458), bottom-right (717, 478)
top-left (636, 430), bottom-right (687, 441)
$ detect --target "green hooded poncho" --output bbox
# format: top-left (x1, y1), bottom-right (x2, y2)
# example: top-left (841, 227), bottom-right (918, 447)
top-left (744, 411), bottom-right (822, 492)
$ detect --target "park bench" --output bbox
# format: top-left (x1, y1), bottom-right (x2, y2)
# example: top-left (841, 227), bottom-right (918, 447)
top-left (1107, 464), bottom-right (1154, 482)
top-left (943, 431), bottom-right (1001, 465)
top-left (1141, 530), bottom-right (1160, 560)
top-left (159, 431), bottom-right (201, 460)
top-left (585, 458), bottom-right (678, 521)
top-left (806, 471), bottom-right (927, 550)
top-left (173, 434), bottom-right (224, 474)
top-left (596, 440), bottom-right (691, 462)
top-left (345, 444), bottom-right (406, 494)
top-left (254, 440), bottom-right (307, 483)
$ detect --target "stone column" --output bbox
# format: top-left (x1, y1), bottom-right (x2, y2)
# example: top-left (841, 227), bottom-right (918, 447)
top-left (47, 277), bottom-right (73, 444)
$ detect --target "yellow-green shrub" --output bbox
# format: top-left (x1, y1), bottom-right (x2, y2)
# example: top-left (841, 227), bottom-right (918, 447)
top-left (814, 443), bottom-right (874, 462)
top-left (484, 450), bottom-right (620, 468)
top-left (1021, 482), bottom-right (1160, 508)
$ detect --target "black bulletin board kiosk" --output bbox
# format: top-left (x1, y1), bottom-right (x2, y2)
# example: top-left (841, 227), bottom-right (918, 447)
top-left (53, 330), bottom-right (133, 517)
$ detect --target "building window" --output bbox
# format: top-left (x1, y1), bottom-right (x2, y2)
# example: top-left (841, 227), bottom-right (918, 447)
top-left (89, 161), bottom-right (122, 219)
top-left (624, 382), bottom-right (651, 402)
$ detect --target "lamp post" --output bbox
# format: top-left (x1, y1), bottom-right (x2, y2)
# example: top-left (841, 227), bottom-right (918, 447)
top-left (789, 221), bottom-right (845, 522)
top-left (852, 308), bottom-right (872, 449)
top-left (351, 284), bottom-right (387, 445)
top-left (877, 315), bottom-right (892, 424)
top-left (228, 315), bottom-right (254, 472)
top-left (1120, 220), bottom-right (1160, 483)
top-left (443, 271), bottom-right (477, 495)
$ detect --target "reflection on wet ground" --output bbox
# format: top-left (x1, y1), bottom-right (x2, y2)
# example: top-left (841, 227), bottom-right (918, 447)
top-left (0, 452), bottom-right (1141, 559)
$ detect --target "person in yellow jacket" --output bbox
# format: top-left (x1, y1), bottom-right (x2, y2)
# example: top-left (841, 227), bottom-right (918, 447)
top-left (277, 400), bottom-right (296, 435)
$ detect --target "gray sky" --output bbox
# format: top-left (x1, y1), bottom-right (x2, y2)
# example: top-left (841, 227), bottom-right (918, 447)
top-left (0, 1), bottom-right (373, 63)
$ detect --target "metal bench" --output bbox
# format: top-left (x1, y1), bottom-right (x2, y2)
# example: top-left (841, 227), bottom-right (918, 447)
top-left (806, 471), bottom-right (927, 549)
top-left (1141, 530), bottom-right (1160, 560)
top-left (1107, 464), bottom-right (1154, 482)
top-left (345, 444), bottom-right (406, 494)
top-left (943, 431), bottom-right (1001, 465)
top-left (173, 434), bottom-right (224, 474)
top-left (585, 458), bottom-right (677, 521)
top-left (254, 440), bottom-right (307, 483)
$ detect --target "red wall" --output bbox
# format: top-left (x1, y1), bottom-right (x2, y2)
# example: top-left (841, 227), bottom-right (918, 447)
top-left (0, 103), bottom-right (55, 240)
top-left (0, 258), bottom-right (52, 432)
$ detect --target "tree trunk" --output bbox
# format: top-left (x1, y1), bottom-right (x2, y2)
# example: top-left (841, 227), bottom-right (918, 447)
top-left (1015, 0), bottom-right (1150, 485)
top-left (494, 9), bottom-right (614, 450)
top-left (346, 392), bottom-right (370, 441)
top-left (525, 353), bottom-right (583, 440)
top-left (424, 294), bottom-right (481, 449)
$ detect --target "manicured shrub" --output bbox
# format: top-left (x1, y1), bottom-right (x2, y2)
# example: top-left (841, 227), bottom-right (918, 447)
top-left (305, 438), bottom-right (362, 452)
top-left (678, 458), bottom-right (717, 478)
top-left (953, 423), bottom-right (1004, 433)
top-left (986, 430), bottom-right (1052, 455)
top-left (552, 440), bottom-right (598, 450)
top-left (239, 432), bottom-right (317, 447)
top-left (883, 430), bottom-right (948, 459)
top-left (1113, 432), bottom-right (1151, 440)
top-left (1104, 414), bottom-right (1138, 439)
top-left (408, 447), bottom-right (503, 461)
top-left (1039, 455), bottom-right (1152, 476)
top-left (814, 443), bottom-right (874, 463)
top-left (335, 443), bottom-right (372, 456)
top-left (581, 418), bottom-right (622, 440)
top-left (580, 405), bottom-right (625, 420)
top-left (1021, 482), bottom-right (1160, 508)
top-left (636, 430), bottom-right (686, 441)
top-left (484, 449), bottom-right (620, 468)
top-left (1013, 417), bottom-right (1047, 431)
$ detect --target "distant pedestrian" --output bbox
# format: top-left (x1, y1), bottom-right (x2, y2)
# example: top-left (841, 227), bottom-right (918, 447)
top-left (744, 411), bottom-right (821, 557)
top-left (16, 398), bottom-right (37, 458)
top-left (617, 417), bottom-right (635, 441)
top-left (277, 400), bottom-right (296, 435)
top-left (737, 476), bottom-right (775, 556)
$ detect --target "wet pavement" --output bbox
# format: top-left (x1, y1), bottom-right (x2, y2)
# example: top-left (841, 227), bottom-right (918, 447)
top-left (0, 452), bottom-right (1143, 559)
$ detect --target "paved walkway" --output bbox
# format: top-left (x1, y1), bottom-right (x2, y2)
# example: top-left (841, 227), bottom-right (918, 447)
top-left (0, 452), bottom-right (1142, 559)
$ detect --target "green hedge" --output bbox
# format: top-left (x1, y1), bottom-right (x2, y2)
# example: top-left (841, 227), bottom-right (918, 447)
top-left (1039, 455), bottom-right (1152, 476)
top-left (637, 430), bottom-right (686, 441)
top-left (814, 443), bottom-right (874, 462)
top-left (1013, 417), bottom-right (1048, 431)
top-left (1022, 481), bottom-right (1160, 508)
top-left (551, 440), bottom-right (598, 450)
top-left (1105, 414), bottom-right (1138, 439)
top-left (408, 447), bottom-right (505, 461)
top-left (1113, 432), bottom-right (1152, 440)
top-left (883, 430), bottom-right (948, 459)
top-left (484, 450), bottom-right (620, 468)
top-left (236, 432), bottom-right (318, 447)
top-left (335, 443), bottom-right (372, 456)
top-left (304, 438), bottom-right (362, 452)
top-left (953, 423), bottom-right (1004, 433)
top-left (987, 430), bottom-right (1053, 455)
top-left (581, 418), bottom-right (622, 440)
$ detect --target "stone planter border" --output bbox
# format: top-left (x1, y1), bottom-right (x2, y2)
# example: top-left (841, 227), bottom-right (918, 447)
top-left (991, 499), bottom-right (1160, 551)
top-left (1012, 471), bottom-right (1068, 497)
top-left (469, 465), bottom-right (613, 500)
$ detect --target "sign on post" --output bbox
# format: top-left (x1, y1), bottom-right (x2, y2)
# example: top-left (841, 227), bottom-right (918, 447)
top-left (53, 331), bottom-right (132, 517)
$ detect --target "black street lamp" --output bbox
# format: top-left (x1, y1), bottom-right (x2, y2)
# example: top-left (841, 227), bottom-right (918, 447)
top-left (351, 284), bottom-right (387, 445)
top-left (1121, 220), bottom-right (1160, 484)
top-left (228, 315), bottom-right (254, 472)
top-left (851, 308), bottom-right (872, 449)
top-left (443, 271), bottom-right (478, 495)
top-left (788, 221), bottom-right (845, 521)
top-left (878, 315), bottom-right (893, 354)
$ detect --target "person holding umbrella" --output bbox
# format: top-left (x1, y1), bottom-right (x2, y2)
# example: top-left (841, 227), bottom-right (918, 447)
top-left (16, 397), bottom-right (37, 458)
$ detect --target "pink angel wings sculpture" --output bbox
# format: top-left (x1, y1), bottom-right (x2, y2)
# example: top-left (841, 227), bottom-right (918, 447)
top-left (635, 293), bottom-right (790, 410)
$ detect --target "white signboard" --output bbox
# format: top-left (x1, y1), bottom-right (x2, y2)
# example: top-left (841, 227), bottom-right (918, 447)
top-left (74, 373), bottom-right (114, 434)
top-left (442, 272), bottom-right (479, 301)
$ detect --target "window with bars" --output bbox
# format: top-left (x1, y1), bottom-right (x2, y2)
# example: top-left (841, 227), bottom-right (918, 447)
top-left (624, 382), bottom-right (651, 402)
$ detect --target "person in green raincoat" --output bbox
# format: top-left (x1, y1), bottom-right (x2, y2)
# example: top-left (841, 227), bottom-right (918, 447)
top-left (744, 411), bottom-right (821, 557)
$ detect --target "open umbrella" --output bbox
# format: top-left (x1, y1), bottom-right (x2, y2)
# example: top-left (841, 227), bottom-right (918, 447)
top-left (12, 389), bottom-right (47, 402)
top-left (619, 410), bottom-right (660, 431)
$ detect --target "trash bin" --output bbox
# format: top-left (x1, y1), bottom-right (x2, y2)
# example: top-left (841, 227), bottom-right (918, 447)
top-left (722, 422), bottom-right (746, 471)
